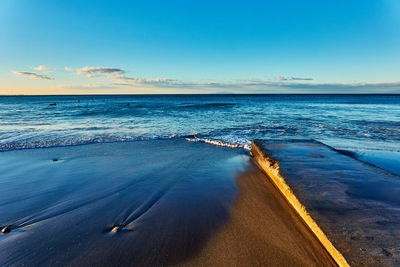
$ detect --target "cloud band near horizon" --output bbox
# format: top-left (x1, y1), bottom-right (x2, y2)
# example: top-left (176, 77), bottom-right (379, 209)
top-left (11, 66), bottom-right (400, 93)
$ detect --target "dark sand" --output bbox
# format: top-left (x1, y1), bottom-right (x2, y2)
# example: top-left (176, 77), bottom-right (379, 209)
top-left (0, 140), bottom-right (334, 266)
top-left (185, 162), bottom-right (336, 266)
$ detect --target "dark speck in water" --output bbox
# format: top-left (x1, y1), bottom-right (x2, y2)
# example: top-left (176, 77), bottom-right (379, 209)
top-left (309, 154), bottom-right (325, 158)
top-left (376, 220), bottom-right (389, 226)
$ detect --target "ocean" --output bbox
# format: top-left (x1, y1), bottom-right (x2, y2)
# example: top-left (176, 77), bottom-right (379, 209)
top-left (1, 94), bottom-right (400, 175)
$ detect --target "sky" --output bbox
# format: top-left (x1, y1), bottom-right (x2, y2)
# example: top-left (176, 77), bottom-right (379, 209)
top-left (0, 0), bottom-right (400, 94)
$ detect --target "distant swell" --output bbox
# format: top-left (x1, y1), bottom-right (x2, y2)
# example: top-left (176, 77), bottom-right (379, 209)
top-left (178, 103), bottom-right (235, 108)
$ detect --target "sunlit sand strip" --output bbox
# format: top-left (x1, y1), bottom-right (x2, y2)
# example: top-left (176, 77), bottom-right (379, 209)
top-left (251, 141), bottom-right (349, 267)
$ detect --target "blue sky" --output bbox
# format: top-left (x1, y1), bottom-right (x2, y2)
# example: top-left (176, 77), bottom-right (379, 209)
top-left (1, 0), bottom-right (399, 94)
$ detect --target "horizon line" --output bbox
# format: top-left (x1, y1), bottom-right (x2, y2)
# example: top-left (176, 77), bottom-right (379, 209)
top-left (1, 93), bottom-right (400, 96)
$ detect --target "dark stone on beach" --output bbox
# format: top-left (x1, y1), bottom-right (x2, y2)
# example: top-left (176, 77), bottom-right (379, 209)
top-left (382, 248), bottom-right (393, 257)
top-left (1, 226), bottom-right (11, 234)
top-left (49, 103), bottom-right (57, 106)
top-left (53, 158), bottom-right (58, 162)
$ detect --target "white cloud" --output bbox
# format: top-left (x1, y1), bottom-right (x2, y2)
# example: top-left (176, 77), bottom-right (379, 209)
top-left (275, 76), bottom-right (313, 81)
top-left (34, 65), bottom-right (55, 73)
top-left (13, 71), bottom-right (52, 80)
top-left (70, 66), bottom-right (176, 86)
top-left (75, 67), bottom-right (125, 78)
top-left (113, 75), bottom-right (176, 84)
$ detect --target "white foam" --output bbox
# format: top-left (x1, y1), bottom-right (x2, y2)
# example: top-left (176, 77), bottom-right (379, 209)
top-left (186, 137), bottom-right (251, 150)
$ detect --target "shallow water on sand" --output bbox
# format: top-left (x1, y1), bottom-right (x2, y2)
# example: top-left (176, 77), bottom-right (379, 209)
top-left (0, 140), bottom-right (249, 265)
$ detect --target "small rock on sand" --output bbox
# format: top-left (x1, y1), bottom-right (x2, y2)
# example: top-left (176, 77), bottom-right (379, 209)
top-left (2, 226), bottom-right (11, 234)
top-left (111, 226), bottom-right (120, 233)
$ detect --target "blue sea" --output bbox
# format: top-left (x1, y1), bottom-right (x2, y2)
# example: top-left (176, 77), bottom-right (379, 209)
top-left (1, 94), bottom-right (400, 175)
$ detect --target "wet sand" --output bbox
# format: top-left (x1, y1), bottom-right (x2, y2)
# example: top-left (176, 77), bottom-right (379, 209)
top-left (0, 140), bottom-right (334, 266)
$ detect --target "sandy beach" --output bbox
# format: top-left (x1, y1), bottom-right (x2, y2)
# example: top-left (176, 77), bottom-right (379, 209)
top-left (0, 140), bottom-right (334, 266)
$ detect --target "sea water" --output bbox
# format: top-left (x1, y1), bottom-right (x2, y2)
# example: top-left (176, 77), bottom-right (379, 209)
top-left (1, 94), bottom-right (399, 175)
